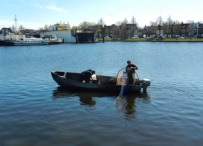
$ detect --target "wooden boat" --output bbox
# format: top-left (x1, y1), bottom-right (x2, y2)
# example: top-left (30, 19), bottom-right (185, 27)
top-left (51, 68), bottom-right (151, 94)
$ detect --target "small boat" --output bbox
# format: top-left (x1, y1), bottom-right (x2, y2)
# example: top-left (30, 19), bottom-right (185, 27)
top-left (43, 34), bottom-right (64, 44)
top-left (51, 68), bottom-right (151, 94)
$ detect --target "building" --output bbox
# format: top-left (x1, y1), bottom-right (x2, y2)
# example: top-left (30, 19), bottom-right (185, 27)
top-left (48, 24), bottom-right (70, 31)
top-left (0, 28), bottom-right (13, 37)
top-left (103, 23), bottom-right (138, 38)
top-left (141, 22), bottom-right (203, 38)
top-left (41, 25), bottom-right (97, 43)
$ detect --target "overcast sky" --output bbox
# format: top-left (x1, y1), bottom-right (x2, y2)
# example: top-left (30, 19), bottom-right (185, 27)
top-left (1, 0), bottom-right (203, 30)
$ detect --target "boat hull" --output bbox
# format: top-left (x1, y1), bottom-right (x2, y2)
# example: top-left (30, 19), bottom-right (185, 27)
top-left (51, 71), bottom-right (144, 93)
top-left (14, 41), bottom-right (49, 46)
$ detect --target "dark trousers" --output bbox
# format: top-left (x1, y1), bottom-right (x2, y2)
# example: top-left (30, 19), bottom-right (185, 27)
top-left (79, 74), bottom-right (91, 83)
top-left (127, 72), bottom-right (135, 85)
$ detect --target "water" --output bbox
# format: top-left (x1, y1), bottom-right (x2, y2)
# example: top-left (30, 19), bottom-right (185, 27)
top-left (0, 42), bottom-right (203, 146)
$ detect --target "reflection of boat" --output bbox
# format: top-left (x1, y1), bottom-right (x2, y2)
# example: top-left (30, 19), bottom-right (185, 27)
top-left (52, 87), bottom-right (116, 97)
top-left (52, 87), bottom-right (116, 106)
top-left (52, 87), bottom-right (149, 108)
top-left (51, 68), bottom-right (151, 94)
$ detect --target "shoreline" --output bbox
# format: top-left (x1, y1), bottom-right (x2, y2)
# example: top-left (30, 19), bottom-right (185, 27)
top-left (98, 38), bottom-right (203, 42)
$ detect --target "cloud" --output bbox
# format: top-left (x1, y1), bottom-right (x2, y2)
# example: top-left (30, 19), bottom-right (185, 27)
top-left (45, 4), bottom-right (66, 12)
top-left (33, 4), bottom-right (43, 9)
top-left (32, 3), bottom-right (66, 12)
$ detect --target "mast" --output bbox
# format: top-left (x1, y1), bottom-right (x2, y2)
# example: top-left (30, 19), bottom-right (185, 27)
top-left (14, 15), bottom-right (18, 32)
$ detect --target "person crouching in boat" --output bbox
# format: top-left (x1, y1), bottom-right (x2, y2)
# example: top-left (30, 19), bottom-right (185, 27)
top-left (126, 60), bottom-right (138, 85)
top-left (79, 69), bottom-right (96, 83)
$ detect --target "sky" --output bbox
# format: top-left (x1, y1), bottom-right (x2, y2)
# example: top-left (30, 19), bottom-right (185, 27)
top-left (1, 0), bottom-right (203, 30)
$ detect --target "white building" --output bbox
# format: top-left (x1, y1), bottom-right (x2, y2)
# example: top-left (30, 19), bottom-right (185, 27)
top-left (40, 30), bottom-right (76, 43)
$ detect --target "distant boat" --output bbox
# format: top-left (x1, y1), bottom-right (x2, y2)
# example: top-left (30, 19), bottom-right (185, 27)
top-left (4, 39), bottom-right (49, 46)
top-left (43, 34), bottom-right (64, 44)
top-left (1, 32), bottom-right (63, 46)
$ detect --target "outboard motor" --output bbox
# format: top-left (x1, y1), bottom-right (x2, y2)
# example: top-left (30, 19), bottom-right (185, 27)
top-left (142, 79), bottom-right (151, 92)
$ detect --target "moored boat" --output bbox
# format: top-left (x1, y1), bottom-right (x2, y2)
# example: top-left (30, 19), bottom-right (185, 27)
top-left (12, 39), bottom-right (49, 46)
top-left (43, 34), bottom-right (64, 44)
top-left (51, 68), bottom-right (151, 94)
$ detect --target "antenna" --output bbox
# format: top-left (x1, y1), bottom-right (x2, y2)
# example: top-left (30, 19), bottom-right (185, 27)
top-left (14, 15), bottom-right (18, 32)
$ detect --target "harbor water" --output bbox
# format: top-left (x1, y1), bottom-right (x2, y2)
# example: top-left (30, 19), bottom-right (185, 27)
top-left (0, 42), bottom-right (203, 146)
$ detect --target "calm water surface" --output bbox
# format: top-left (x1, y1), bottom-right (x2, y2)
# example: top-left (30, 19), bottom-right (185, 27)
top-left (0, 42), bottom-right (203, 146)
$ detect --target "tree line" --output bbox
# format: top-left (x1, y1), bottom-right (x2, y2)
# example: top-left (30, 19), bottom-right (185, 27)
top-left (10, 15), bottom-right (201, 38)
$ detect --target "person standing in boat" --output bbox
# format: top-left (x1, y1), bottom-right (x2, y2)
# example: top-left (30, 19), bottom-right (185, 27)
top-left (126, 60), bottom-right (138, 85)
top-left (79, 69), bottom-right (96, 83)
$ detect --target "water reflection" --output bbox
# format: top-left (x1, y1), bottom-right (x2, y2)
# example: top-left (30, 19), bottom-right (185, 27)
top-left (52, 87), bottom-right (149, 114)
top-left (52, 87), bottom-right (116, 106)
top-left (115, 92), bottom-right (149, 116)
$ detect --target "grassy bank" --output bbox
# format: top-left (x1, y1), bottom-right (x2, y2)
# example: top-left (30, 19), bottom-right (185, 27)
top-left (98, 38), bottom-right (203, 42)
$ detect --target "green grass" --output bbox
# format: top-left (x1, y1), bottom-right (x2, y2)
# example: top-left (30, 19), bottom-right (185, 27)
top-left (98, 38), bottom-right (203, 42)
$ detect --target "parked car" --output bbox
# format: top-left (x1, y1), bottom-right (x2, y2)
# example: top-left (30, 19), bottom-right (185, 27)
top-left (131, 35), bottom-right (138, 38)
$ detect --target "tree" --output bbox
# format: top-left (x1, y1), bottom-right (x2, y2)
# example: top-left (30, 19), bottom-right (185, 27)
top-left (187, 20), bottom-right (196, 37)
top-left (130, 16), bottom-right (138, 37)
top-left (10, 25), bottom-right (15, 32)
top-left (44, 24), bottom-right (48, 31)
top-left (156, 16), bottom-right (164, 26)
top-left (97, 18), bottom-right (105, 37)
top-left (156, 16), bottom-right (164, 37)
top-left (18, 24), bottom-right (25, 31)
top-left (115, 21), bottom-right (122, 38)
top-left (78, 21), bottom-right (94, 31)
top-left (165, 16), bottom-right (174, 38)
top-left (121, 18), bottom-right (128, 38)
top-left (98, 18), bottom-right (105, 27)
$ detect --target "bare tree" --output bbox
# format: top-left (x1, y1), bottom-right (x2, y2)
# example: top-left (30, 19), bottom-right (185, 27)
top-left (98, 18), bottom-right (105, 27)
top-left (97, 18), bottom-right (105, 37)
top-left (166, 16), bottom-right (173, 25)
top-left (44, 24), bottom-right (48, 31)
top-left (162, 22), bottom-right (170, 37)
top-left (173, 21), bottom-right (181, 37)
top-left (115, 21), bottom-right (122, 38)
top-left (18, 24), bottom-right (25, 31)
top-left (187, 20), bottom-right (196, 37)
top-left (165, 16), bottom-right (174, 38)
top-left (156, 16), bottom-right (164, 26)
top-left (122, 18), bottom-right (129, 38)
top-left (111, 25), bottom-right (119, 38)
top-left (156, 16), bottom-right (164, 37)
top-left (10, 25), bottom-right (15, 32)
top-left (130, 16), bottom-right (138, 37)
